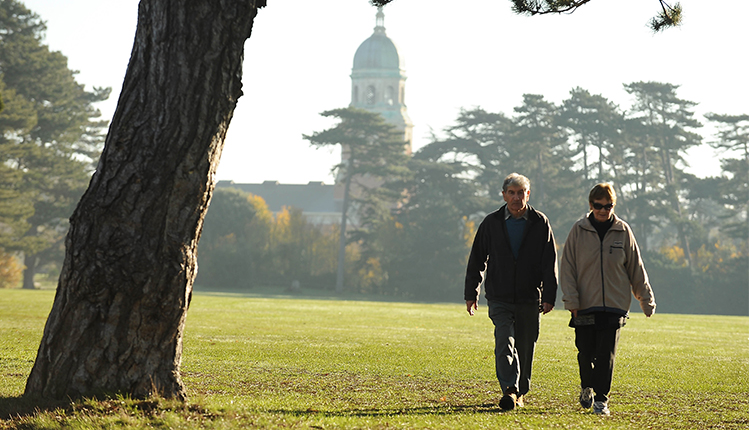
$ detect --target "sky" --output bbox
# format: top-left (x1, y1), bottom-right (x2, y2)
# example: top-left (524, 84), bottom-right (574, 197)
top-left (22, 0), bottom-right (750, 185)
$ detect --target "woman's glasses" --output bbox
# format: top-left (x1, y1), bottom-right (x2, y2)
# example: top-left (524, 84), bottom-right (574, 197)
top-left (592, 202), bottom-right (614, 210)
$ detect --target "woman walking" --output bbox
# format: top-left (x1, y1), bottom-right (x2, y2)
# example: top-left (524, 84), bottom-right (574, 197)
top-left (560, 183), bottom-right (656, 416)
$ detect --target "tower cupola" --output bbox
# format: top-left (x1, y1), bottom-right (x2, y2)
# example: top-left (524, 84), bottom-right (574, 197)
top-left (350, 7), bottom-right (413, 153)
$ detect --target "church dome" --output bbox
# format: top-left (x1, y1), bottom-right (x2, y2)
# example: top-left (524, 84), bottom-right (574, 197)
top-left (352, 8), bottom-right (405, 71)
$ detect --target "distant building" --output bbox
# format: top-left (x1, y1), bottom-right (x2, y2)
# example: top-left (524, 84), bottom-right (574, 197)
top-left (221, 7), bottom-right (410, 226)
top-left (215, 180), bottom-right (340, 226)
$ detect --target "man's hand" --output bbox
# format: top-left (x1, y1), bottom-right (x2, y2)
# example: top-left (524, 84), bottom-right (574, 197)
top-left (570, 309), bottom-right (578, 318)
top-left (541, 302), bottom-right (554, 314)
top-left (466, 300), bottom-right (478, 316)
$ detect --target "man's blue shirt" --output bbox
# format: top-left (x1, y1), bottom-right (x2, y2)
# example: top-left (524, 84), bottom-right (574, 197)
top-left (504, 207), bottom-right (528, 258)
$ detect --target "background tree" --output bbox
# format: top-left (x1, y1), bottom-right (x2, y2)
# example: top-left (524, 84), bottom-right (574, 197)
top-left (269, 206), bottom-right (339, 288)
top-left (0, 78), bottom-right (33, 288)
top-left (25, 0), bottom-right (265, 400)
top-left (606, 116), bottom-right (661, 245)
top-left (0, 0), bottom-right (109, 289)
top-left (560, 87), bottom-right (624, 182)
top-left (195, 187), bottom-right (341, 292)
top-left (195, 188), bottom-right (269, 289)
top-left (704, 113), bottom-right (748, 238)
top-left (381, 154), bottom-right (488, 300)
top-left (418, 107), bottom-right (515, 200)
top-left (511, 94), bottom-right (582, 231)
top-left (304, 106), bottom-right (409, 293)
top-left (0, 60), bottom-right (37, 280)
top-left (624, 81), bottom-right (702, 266)
top-left (0, 83), bottom-right (33, 255)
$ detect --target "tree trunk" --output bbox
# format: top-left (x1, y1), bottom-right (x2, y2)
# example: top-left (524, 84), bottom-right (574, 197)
top-left (25, 0), bottom-right (264, 400)
top-left (335, 174), bottom-right (353, 293)
top-left (536, 149), bottom-right (545, 206)
top-left (22, 254), bottom-right (38, 290)
top-left (660, 144), bottom-right (693, 267)
top-left (581, 139), bottom-right (588, 181)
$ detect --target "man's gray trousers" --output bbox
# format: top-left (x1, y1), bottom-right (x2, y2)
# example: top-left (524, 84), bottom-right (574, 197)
top-left (488, 300), bottom-right (540, 395)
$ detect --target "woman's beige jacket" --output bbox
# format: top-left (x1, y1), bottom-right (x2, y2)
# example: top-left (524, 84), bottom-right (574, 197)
top-left (561, 214), bottom-right (656, 316)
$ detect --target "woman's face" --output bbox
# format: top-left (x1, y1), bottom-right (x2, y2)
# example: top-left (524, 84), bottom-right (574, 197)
top-left (589, 198), bottom-right (615, 223)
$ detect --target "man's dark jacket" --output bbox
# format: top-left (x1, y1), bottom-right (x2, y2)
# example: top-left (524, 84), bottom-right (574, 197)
top-left (464, 204), bottom-right (558, 305)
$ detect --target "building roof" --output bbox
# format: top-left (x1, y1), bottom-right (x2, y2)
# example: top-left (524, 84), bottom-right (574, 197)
top-left (216, 180), bottom-right (339, 214)
top-left (352, 8), bottom-right (404, 71)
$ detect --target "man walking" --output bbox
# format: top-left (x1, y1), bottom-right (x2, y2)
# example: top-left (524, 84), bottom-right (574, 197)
top-left (465, 173), bottom-right (558, 410)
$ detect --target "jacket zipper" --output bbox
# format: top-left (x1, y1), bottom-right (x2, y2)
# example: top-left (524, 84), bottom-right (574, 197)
top-left (600, 231), bottom-right (606, 309)
top-left (504, 208), bottom-right (531, 304)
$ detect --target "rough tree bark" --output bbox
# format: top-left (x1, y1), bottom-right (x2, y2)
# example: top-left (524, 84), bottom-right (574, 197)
top-left (25, 0), bottom-right (265, 400)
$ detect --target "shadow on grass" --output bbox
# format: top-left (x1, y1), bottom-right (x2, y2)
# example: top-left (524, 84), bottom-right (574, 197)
top-left (0, 395), bottom-right (69, 420)
top-left (0, 394), bottom-right (184, 423)
top-left (1, 396), bottom-right (557, 422)
top-left (263, 402), bottom-right (562, 418)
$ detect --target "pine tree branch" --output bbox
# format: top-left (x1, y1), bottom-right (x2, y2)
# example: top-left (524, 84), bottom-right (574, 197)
top-left (367, 0), bottom-right (683, 31)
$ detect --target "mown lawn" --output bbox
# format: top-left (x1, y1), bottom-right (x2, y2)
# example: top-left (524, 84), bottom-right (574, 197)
top-left (1, 288), bottom-right (747, 429)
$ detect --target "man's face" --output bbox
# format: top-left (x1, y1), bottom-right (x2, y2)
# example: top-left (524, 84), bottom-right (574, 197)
top-left (589, 198), bottom-right (615, 223)
top-left (502, 185), bottom-right (530, 214)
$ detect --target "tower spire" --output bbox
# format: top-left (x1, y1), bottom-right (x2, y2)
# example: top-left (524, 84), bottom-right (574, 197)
top-left (374, 6), bottom-right (385, 34)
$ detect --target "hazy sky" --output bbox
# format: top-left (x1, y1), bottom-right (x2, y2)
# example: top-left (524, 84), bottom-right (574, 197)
top-left (22, 0), bottom-right (749, 185)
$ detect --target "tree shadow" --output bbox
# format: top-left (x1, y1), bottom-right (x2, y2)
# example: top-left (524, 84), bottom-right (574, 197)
top-left (264, 402), bottom-right (546, 418)
top-left (0, 394), bottom-right (169, 421)
top-left (1, 396), bottom-right (560, 423)
top-left (0, 395), bottom-right (69, 420)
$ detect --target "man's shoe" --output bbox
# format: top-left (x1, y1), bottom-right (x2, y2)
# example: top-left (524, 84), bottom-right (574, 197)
top-left (593, 401), bottom-right (610, 416)
top-left (499, 392), bottom-right (517, 410)
top-left (579, 387), bottom-right (594, 409)
top-left (515, 394), bottom-right (524, 408)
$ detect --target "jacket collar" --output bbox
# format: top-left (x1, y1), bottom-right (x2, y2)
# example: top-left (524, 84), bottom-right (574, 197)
top-left (580, 213), bottom-right (626, 232)
top-left (498, 204), bottom-right (541, 223)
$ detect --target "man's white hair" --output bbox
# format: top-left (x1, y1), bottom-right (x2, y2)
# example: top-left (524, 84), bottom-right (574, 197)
top-left (502, 173), bottom-right (531, 192)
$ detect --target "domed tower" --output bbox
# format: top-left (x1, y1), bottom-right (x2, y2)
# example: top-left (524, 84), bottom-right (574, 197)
top-left (350, 7), bottom-right (413, 155)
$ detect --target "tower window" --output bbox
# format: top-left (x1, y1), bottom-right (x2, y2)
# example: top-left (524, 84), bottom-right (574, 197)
top-left (353, 86), bottom-right (359, 104)
top-left (366, 86), bottom-right (376, 105)
top-left (386, 86), bottom-right (394, 105)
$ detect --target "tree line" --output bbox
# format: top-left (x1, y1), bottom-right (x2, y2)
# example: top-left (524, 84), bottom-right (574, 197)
top-left (198, 85), bottom-right (747, 316)
top-left (195, 189), bottom-right (340, 290)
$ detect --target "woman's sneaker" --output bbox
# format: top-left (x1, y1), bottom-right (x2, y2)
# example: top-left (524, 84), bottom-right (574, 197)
top-left (499, 391), bottom-right (517, 410)
top-left (593, 401), bottom-right (610, 416)
top-left (579, 387), bottom-right (594, 409)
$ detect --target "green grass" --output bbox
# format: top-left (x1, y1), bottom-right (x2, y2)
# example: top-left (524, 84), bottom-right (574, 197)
top-left (1, 288), bottom-right (747, 429)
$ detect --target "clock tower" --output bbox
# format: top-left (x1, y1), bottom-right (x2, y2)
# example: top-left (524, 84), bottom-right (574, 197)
top-left (350, 7), bottom-right (413, 155)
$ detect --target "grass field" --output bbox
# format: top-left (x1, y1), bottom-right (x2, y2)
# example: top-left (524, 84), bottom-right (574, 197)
top-left (1, 288), bottom-right (747, 429)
